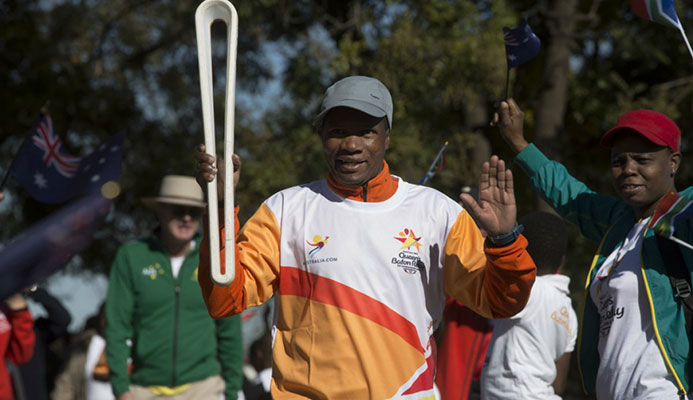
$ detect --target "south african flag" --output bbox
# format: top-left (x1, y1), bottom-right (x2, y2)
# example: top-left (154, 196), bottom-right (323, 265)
top-left (631, 0), bottom-right (681, 29)
top-left (649, 191), bottom-right (693, 250)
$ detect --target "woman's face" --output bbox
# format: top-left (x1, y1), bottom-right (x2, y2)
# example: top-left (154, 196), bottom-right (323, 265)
top-left (610, 132), bottom-right (681, 218)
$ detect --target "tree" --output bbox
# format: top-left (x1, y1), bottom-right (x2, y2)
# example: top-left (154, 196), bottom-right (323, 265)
top-left (2, 1), bottom-right (693, 334)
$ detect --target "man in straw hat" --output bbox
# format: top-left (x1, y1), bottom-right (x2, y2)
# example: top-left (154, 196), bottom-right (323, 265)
top-left (195, 76), bottom-right (537, 399)
top-left (105, 175), bottom-right (243, 400)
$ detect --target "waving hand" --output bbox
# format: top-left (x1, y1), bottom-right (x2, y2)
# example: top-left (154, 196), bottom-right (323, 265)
top-left (459, 155), bottom-right (516, 237)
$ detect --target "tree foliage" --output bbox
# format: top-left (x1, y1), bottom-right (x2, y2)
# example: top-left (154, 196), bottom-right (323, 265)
top-left (1, 0), bottom-right (690, 253)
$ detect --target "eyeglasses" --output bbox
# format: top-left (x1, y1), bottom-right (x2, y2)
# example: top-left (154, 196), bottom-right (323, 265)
top-left (166, 205), bottom-right (203, 218)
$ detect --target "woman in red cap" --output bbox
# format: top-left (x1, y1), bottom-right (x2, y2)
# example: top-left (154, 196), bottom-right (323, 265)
top-left (494, 99), bottom-right (690, 400)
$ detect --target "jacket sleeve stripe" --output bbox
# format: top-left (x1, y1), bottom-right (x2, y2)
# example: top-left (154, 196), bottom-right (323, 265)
top-left (443, 210), bottom-right (536, 318)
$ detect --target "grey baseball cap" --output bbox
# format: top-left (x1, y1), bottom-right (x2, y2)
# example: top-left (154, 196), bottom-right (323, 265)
top-left (314, 76), bottom-right (393, 130)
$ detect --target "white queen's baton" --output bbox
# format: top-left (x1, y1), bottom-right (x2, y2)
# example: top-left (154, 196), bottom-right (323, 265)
top-left (195, 0), bottom-right (238, 285)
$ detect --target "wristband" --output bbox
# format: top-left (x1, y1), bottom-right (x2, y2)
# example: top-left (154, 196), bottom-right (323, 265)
top-left (486, 223), bottom-right (524, 247)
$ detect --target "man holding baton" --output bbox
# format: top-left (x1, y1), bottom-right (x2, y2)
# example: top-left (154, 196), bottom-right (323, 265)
top-left (195, 76), bottom-right (536, 399)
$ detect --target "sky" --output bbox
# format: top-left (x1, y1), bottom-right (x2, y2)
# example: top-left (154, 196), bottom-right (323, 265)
top-left (27, 268), bottom-right (109, 333)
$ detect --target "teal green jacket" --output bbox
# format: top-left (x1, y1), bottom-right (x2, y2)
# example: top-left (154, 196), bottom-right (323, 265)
top-left (515, 143), bottom-right (693, 395)
top-left (105, 233), bottom-right (243, 398)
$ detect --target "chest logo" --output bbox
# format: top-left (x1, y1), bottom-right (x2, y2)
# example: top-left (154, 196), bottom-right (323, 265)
top-left (142, 263), bottom-right (164, 280)
top-left (551, 306), bottom-right (573, 336)
top-left (392, 228), bottom-right (424, 274)
top-left (304, 234), bottom-right (338, 265)
top-left (394, 228), bottom-right (422, 252)
top-left (306, 234), bottom-right (330, 257)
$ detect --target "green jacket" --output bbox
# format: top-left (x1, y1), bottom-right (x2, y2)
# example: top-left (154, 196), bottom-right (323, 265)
top-left (515, 143), bottom-right (693, 395)
top-left (105, 233), bottom-right (243, 398)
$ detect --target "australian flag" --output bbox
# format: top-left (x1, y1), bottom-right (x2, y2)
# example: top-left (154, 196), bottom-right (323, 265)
top-left (0, 193), bottom-right (112, 300)
top-left (503, 21), bottom-right (541, 68)
top-left (10, 113), bottom-right (124, 204)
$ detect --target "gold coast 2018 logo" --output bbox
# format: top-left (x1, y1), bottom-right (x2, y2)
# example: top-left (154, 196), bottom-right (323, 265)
top-left (392, 228), bottom-right (424, 275)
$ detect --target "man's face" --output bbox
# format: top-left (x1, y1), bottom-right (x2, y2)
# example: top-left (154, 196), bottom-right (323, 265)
top-left (320, 107), bottom-right (390, 187)
top-left (610, 132), bottom-right (680, 218)
top-left (155, 204), bottom-right (202, 243)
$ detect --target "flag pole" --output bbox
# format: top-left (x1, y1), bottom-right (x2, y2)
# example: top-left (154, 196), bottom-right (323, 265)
top-left (0, 167), bottom-right (12, 191)
top-left (667, 235), bottom-right (693, 251)
top-left (504, 65), bottom-right (510, 100)
top-left (0, 139), bottom-right (27, 191)
top-left (419, 141), bottom-right (448, 185)
top-left (678, 25), bottom-right (693, 61)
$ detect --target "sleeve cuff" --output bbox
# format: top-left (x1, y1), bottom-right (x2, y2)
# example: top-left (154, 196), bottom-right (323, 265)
top-left (485, 223), bottom-right (524, 247)
top-left (112, 381), bottom-right (130, 397)
top-left (484, 234), bottom-right (529, 257)
top-left (514, 143), bottom-right (551, 175)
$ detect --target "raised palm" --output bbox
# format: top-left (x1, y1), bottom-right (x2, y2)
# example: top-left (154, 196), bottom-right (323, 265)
top-left (459, 155), bottom-right (516, 237)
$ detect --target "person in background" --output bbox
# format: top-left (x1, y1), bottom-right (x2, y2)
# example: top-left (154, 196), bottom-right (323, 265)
top-left (51, 304), bottom-right (101, 400)
top-left (52, 303), bottom-right (114, 400)
top-left (105, 175), bottom-right (243, 400)
top-left (17, 286), bottom-right (72, 400)
top-left (435, 300), bottom-right (492, 400)
top-left (195, 75), bottom-right (537, 399)
top-left (495, 99), bottom-right (692, 399)
top-left (481, 210), bottom-right (577, 399)
top-left (0, 293), bottom-right (35, 400)
top-left (1, 191), bottom-right (36, 400)
top-left (84, 303), bottom-right (113, 400)
top-left (241, 331), bottom-right (272, 400)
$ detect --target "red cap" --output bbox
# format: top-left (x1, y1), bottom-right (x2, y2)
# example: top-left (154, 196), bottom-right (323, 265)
top-left (600, 109), bottom-right (680, 152)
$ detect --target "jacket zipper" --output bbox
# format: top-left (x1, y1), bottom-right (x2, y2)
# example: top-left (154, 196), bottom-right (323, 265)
top-left (577, 225), bottom-right (613, 395)
top-left (172, 285), bottom-right (180, 387)
top-left (580, 225), bottom-right (688, 396)
top-left (362, 182), bottom-right (368, 202)
top-left (640, 227), bottom-right (687, 396)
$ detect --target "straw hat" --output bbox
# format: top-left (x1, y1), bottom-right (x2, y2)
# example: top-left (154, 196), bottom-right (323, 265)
top-left (142, 175), bottom-right (206, 209)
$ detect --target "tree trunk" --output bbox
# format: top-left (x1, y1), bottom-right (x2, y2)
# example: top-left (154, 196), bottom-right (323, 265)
top-left (533, 0), bottom-right (578, 211)
top-left (464, 93), bottom-right (491, 198)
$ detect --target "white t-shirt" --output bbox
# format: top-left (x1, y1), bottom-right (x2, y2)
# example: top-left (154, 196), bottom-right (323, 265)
top-left (170, 256), bottom-right (185, 279)
top-left (481, 274), bottom-right (578, 400)
top-left (84, 334), bottom-right (115, 400)
top-left (170, 240), bottom-right (196, 279)
top-left (589, 217), bottom-right (684, 400)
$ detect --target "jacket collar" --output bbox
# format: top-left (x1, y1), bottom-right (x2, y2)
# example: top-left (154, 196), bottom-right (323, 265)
top-left (326, 161), bottom-right (398, 202)
top-left (148, 230), bottom-right (200, 258)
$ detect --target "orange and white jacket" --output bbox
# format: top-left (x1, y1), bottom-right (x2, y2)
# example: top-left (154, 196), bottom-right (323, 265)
top-left (199, 162), bottom-right (535, 399)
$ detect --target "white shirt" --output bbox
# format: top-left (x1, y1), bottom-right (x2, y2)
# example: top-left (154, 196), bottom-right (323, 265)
top-left (170, 240), bottom-right (196, 279)
top-left (589, 218), bottom-right (683, 400)
top-left (481, 274), bottom-right (577, 400)
top-left (170, 256), bottom-right (185, 279)
top-left (84, 334), bottom-right (115, 400)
